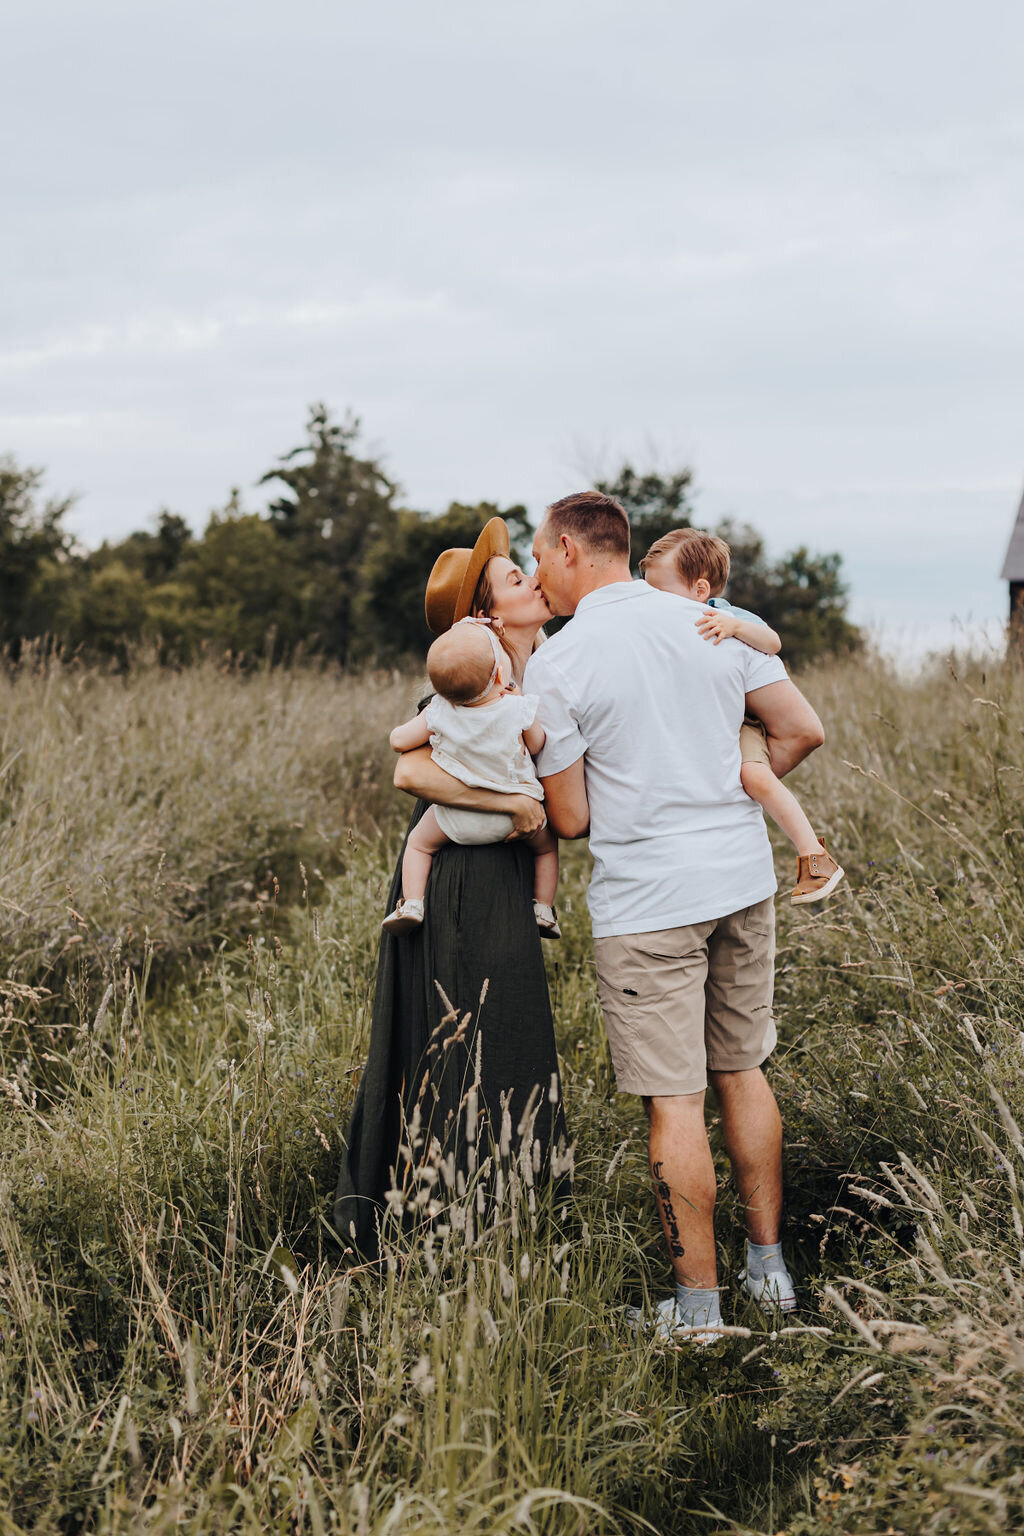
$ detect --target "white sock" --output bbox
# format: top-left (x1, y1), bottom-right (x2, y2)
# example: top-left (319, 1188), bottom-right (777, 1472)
top-left (746, 1240), bottom-right (786, 1277)
top-left (673, 1284), bottom-right (722, 1328)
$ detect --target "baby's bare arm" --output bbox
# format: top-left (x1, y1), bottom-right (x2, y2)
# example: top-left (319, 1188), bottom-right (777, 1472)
top-left (389, 714), bottom-right (432, 753)
top-left (696, 609), bottom-right (782, 655)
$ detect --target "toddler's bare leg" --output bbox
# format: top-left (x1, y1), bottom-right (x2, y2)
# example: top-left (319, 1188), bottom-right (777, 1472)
top-left (740, 763), bottom-right (824, 859)
top-left (401, 807), bottom-right (451, 901)
top-left (526, 824), bottom-right (559, 907)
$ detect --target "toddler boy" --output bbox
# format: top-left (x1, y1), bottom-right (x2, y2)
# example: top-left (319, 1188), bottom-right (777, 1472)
top-left (641, 528), bottom-right (843, 904)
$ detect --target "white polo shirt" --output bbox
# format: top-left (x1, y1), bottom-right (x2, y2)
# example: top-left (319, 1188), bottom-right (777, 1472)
top-left (524, 581), bottom-right (787, 938)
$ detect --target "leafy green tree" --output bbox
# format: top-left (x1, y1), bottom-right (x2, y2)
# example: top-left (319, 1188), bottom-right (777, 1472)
top-left (594, 466), bottom-right (859, 665)
top-left (710, 518), bottom-right (769, 604)
top-left (73, 560), bottom-right (150, 658)
top-left (260, 405), bottom-right (398, 663)
top-left (3, 432), bottom-right (858, 670)
top-left (0, 458), bottom-right (78, 648)
top-left (719, 521), bottom-right (859, 668)
top-left (104, 510), bottom-right (193, 583)
top-left (174, 502), bottom-right (304, 658)
top-left (355, 501), bottom-right (533, 662)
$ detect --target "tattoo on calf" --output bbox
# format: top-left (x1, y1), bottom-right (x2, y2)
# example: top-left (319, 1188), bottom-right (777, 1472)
top-left (651, 1160), bottom-right (685, 1259)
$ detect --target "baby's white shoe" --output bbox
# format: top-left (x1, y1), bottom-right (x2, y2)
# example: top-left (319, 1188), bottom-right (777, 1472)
top-left (533, 901), bottom-right (561, 939)
top-left (382, 898), bottom-right (425, 934)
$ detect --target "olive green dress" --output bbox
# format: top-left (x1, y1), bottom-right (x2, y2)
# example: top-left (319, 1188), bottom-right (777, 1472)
top-left (334, 799), bottom-right (570, 1256)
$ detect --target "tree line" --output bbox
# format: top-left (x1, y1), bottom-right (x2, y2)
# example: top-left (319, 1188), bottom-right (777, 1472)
top-left (0, 405), bottom-right (859, 669)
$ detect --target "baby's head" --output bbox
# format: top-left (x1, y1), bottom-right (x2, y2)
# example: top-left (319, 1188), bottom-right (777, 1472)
top-left (427, 621), bottom-right (505, 705)
top-left (640, 528), bottom-right (731, 603)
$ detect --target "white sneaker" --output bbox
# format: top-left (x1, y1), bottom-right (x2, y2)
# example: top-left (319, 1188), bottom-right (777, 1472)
top-left (739, 1262), bottom-right (797, 1313)
top-left (624, 1296), bottom-right (724, 1348)
top-left (533, 901), bottom-right (561, 939)
top-left (381, 898), bottom-right (425, 934)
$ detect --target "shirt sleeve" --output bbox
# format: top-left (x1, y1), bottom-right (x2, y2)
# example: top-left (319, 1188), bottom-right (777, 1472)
top-left (517, 692), bottom-right (539, 731)
top-left (711, 597), bottom-right (767, 626)
top-left (741, 647), bottom-right (788, 692)
top-left (726, 603), bottom-right (768, 626)
top-left (524, 652), bottom-right (587, 777)
top-left (422, 695), bottom-right (444, 733)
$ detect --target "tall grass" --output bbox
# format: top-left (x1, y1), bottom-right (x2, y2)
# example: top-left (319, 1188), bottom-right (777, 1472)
top-left (3, 644), bottom-right (1024, 1533)
top-left (0, 649), bottom-right (414, 1033)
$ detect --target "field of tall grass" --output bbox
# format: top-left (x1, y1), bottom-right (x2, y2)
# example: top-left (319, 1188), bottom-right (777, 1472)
top-left (2, 644), bottom-right (1024, 1534)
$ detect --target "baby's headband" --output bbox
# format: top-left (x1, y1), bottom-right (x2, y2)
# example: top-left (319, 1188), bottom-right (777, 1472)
top-left (454, 616), bottom-right (508, 703)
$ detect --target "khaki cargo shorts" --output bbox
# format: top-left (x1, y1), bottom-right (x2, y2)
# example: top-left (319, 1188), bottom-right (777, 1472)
top-left (593, 897), bottom-right (777, 1096)
top-left (739, 715), bottom-right (771, 768)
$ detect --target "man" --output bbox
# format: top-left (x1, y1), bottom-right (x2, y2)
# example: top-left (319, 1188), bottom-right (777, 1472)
top-left (524, 491), bottom-right (823, 1342)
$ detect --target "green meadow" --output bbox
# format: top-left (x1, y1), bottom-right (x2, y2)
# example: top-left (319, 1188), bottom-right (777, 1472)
top-left (2, 646), bottom-right (1023, 1535)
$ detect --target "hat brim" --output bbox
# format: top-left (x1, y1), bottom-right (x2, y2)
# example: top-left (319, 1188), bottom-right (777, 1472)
top-left (452, 516), bottom-right (511, 626)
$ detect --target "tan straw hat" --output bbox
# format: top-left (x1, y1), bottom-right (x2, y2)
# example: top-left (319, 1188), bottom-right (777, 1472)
top-left (424, 516), bottom-right (510, 635)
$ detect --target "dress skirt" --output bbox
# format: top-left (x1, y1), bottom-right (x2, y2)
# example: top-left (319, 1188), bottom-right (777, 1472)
top-left (334, 799), bottom-right (570, 1256)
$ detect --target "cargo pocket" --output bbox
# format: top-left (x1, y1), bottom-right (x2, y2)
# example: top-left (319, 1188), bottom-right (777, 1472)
top-left (741, 899), bottom-right (775, 939)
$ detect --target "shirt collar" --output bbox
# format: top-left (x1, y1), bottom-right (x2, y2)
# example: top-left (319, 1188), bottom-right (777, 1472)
top-left (574, 580), bottom-right (651, 616)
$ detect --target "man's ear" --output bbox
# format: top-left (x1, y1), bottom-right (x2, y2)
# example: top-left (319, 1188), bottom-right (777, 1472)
top-left (560, 533), bottom-right (575, 565)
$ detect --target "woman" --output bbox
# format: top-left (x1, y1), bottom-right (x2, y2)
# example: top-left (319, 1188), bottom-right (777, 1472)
top-left (334, 518), bottom-right (571, 1256)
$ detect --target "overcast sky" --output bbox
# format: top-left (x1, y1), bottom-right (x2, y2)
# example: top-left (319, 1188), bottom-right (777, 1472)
top-left (3, 0), bottom-right (1023, 653)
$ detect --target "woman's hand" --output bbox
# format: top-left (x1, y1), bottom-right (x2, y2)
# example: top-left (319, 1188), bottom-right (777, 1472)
top-left (696, 608), bottom-right (740, 644)
top-left (395, 750), bottom-right (549, 836)
top-left (503, 795), bottom-right (548, 840)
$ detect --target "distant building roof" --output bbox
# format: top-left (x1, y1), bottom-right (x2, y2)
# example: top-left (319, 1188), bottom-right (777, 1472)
top-left (1002, 484), bottom-right (1024, 581)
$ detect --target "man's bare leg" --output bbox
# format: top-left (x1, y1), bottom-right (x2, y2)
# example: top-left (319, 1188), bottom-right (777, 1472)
top-left (710, 1067), bottom-right (795, 1309)
top-left (709, 1067), bottom-right (783, 1243)
top-left (644, 1092), bottom-right (718, 1287)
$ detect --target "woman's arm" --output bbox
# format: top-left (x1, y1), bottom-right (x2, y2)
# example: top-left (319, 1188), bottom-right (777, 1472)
top-left (393, 746), bottom-right (548, 838)
top-left (696, 608), bottom-right (782, 656)
top-left (389, 714), bottom-right (432, 753)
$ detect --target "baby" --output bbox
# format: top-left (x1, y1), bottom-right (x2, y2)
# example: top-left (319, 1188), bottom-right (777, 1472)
top-left (641, 528), bottom-right (844, 905)
top-left (382, 617), bottom-right (560, 937)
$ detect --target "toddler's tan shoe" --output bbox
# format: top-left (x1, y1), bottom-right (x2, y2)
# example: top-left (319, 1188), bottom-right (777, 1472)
top-left (791, 843), bottom-right (844, 905)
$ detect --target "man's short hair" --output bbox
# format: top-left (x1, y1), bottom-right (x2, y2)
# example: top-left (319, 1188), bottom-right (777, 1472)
top-left (639, 527), bottom-right (731, 596)
top-left (543, 491), bottom-right (631, 561)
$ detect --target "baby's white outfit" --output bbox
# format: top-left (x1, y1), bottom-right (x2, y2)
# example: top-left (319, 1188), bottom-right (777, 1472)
top-left (424, 691), bottom-right (544, 845)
